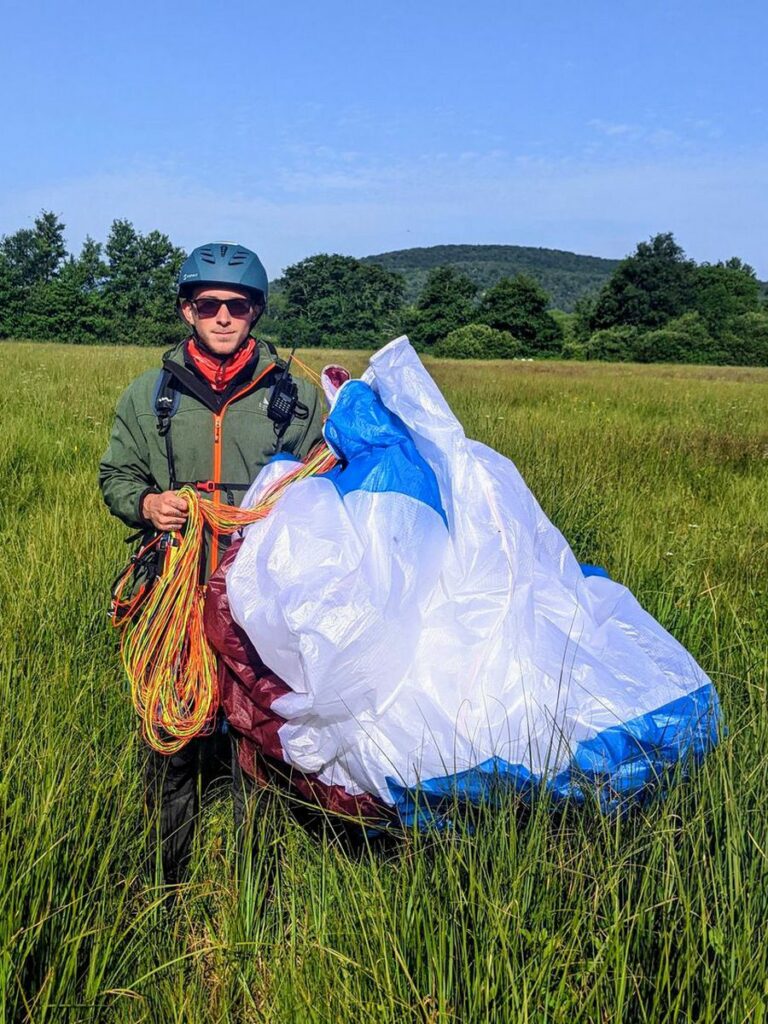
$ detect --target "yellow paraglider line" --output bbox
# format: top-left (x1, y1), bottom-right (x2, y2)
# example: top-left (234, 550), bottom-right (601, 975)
top-left (112, 443), bottom-right (338, 755)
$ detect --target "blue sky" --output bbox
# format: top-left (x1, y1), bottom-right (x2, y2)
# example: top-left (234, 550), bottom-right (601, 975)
top-left (2, 0), bottom-right (766, 276)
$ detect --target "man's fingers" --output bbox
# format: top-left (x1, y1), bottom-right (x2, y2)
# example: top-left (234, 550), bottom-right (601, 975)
top-left (143, 491), bottom-right (190, 531)
top-left (159, 519), bottom-right (186, 532)
top-left (159, 498), bottom-right (188, 518)
top-left (168, 494), bottom-right (189, 513)
top-left (161, 510), bottom-right (186, 524)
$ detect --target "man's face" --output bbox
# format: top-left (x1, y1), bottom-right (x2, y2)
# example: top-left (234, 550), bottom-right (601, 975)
top-left (180, 285), bottom-right (261, 356)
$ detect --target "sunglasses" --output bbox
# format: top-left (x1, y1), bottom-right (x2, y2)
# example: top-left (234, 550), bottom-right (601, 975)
top-left (190, 297), bottom-right (255, 319)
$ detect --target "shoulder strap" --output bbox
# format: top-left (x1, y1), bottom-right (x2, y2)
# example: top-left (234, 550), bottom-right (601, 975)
top-left (152, 367), bottom-right (181, 423)
top-left (152, 367), bottom-right (182, 489)
top-left (161, 359), bottom-right (222, 413)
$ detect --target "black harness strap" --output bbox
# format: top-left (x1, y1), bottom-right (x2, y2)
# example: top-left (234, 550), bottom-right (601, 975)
top-left (173, 479), bottom-right (251, 507)
top-left (152, 368), bottom-right (181, 489)
top-left (176, 480), bottom-right (251, 492)
top-left (153, 358), bottom-right (229, 492)
top-left (161, 359), bottom-right (222, 413)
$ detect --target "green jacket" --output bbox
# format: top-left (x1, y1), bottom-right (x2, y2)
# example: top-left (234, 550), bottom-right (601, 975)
top-left (99, 339), bottom-right (325, 574)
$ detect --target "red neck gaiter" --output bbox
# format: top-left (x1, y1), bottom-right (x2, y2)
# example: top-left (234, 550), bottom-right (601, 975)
top-left (186, 336), bottom-right (257, 393)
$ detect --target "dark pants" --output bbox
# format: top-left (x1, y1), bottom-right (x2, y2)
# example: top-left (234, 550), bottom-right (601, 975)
top-left (143, 729), bottom-right (254, 885)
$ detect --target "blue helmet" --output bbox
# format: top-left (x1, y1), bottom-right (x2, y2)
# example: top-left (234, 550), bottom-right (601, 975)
top-left (177, 242), bottom-right (269, 305)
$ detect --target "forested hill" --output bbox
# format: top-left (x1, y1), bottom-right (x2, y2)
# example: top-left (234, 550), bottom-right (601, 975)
top-left (361, 244), bottom-right (621, 310)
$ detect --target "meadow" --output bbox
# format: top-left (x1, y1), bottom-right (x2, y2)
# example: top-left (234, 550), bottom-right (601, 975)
top-left (1, 341), bottom-right (767, 1023)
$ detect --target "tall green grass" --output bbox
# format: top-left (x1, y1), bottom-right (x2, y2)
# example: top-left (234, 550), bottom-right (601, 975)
top-left (1, 342), bottom-right (766, 1022)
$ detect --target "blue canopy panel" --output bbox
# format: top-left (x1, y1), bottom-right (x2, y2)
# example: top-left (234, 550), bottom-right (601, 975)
top-left (579, 563), bottom-right (611, 579)
top-left (269, 452), bottom-right (302, 464)
top-left (387, 682), bottom-right (721, 826)
top-left (323, 381), bottom-right (447, 526)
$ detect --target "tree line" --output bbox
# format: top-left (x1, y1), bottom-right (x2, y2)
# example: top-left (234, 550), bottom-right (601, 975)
top-left (0, 212), bottom-right (184, 347)
top-left (569, 234), bottom-right (767, 366)
top-left (1, 213), bottom-right (766, 365)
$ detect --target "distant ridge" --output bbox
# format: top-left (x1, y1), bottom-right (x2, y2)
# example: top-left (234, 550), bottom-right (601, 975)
top-left (362, 243), bottom-right (621, 311)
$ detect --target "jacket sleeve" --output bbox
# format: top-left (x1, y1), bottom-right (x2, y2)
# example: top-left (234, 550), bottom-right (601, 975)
top-left (98, 384), bottom-right (158, 529)
top-left (287, 382), bottom-right (327, 461)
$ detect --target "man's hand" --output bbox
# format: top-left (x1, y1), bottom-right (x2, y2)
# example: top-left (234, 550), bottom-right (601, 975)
top-left (141, 491), bottom-right (189, 532)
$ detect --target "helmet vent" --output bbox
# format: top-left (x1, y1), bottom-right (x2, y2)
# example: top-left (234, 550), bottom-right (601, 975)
top-left (199, 247), bottom-right (216, 264)
top-left (228, 249), bottom-right (250, 266)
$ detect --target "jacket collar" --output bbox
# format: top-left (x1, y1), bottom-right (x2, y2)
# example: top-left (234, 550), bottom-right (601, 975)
top-left (161, 336), bottom-right (270, 413)
top-left (183, 336), bottom-right (259, 393)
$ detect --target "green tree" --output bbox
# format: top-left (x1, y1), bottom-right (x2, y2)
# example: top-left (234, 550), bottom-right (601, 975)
top-left (477, 274), bottom-right (563, 356)
top-left (0, 211), bottom-right (67, 336)
top-left (102, 220), bottom-right (185, 345)
top-left (720, 310), bottom-right (768, 366)
top-left (584, 326), bottom-right (640, 362)
top-left (433, 323), bottom-right (521, 359)
top-left (0, 253), bottom-right (20, 337)
top-left (406, 266), bottom-right (476, 348)
top-left (31, 210), bottom-right (68, 284)
top-left (561, 340), bottom-right (588, 360)
top-left (572, 293), bottom-right (597, 342)
top-left (590, 233), bottom-right (697, 331)
top-left (633, 312), bottom-right (719, 364)
top-left (277, 254), bottom-right (405, 348)
top-left (693, 258), bottom-right (760, 338)
top-left (549, 309), bottom-right (575, 343)
top-left (0, 210), bottom-right (66, 287)
top-left (26, 237), bottom-right (110, 343)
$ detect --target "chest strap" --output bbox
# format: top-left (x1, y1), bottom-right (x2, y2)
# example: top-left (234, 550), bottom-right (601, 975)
top-left (175, 479), bottom-right (250, 506)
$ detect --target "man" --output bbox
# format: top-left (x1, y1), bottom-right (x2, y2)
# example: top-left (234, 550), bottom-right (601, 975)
top-left (99, 242), bottom-right (324, 884)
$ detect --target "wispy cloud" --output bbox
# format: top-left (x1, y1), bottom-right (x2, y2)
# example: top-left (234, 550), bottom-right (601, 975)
top-left (2, 148), bottom-right (766, 276)
top-left (585, 115), bottom-right (727, 152)
top-left (589, 119), bottom-right (636, 137)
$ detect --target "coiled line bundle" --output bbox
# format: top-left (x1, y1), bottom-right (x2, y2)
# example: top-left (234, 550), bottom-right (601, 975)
top-left (112, 443), bottom-right (338, 754)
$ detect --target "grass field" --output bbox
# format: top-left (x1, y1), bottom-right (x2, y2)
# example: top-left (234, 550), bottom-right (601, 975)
top-left (1, 341), bottom-right (767, 1023)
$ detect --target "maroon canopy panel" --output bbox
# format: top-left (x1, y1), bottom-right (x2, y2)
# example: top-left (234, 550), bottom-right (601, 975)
top-left (204, 539), bottom-right (389, 824)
